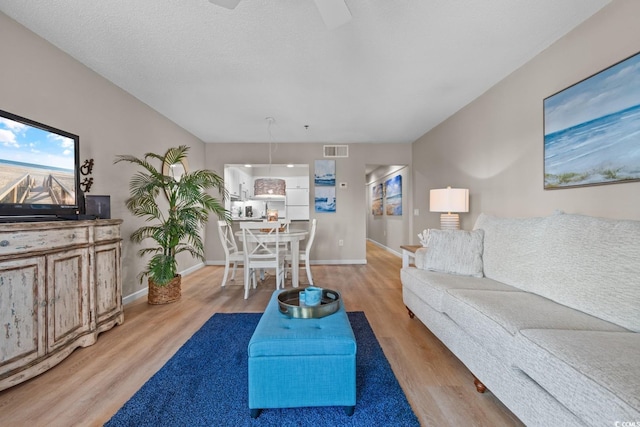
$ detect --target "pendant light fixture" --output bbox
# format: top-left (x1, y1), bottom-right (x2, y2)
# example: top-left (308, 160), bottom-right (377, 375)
top-left (254, 117), bottom-right (286, 198)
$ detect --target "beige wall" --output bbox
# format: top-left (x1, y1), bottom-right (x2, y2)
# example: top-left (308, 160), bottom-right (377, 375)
top-left (0, 13), bottom-right (207, 298)
top-left (4, 0), bottom-right (639, 296)
top-left (0, 11), bottom-right (412, 299)
top-left (204, 143), bottom-right (413, 264)
top-left (412, 0), bottom-right (640, 236)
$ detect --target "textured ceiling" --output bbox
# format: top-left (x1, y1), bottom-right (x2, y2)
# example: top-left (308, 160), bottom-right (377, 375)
top-left (0, 0), bottom-right (610, 144)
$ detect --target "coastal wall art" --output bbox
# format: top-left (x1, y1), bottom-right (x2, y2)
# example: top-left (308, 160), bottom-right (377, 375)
top-left (544, 50), bottom-right (640, 189)
top-left (384, 174), bottom-right (402, 216)
top-left (314, 159), bottom-right (336, 213)
top-left (371, 183), bottom-right (383, 216)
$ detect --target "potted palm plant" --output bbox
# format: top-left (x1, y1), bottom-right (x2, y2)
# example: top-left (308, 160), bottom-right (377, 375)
top-left (115, 145), bottom-right (229, 304)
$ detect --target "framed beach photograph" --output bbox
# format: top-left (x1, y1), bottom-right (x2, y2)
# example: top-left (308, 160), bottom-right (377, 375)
top-left (544, 50), bottom-right (640, 189)
top-left (371, 183), bottom-right (383, 216)
top-left (384, 175), bottom-right (402, 216)
top-left (314, 160), bottom-right (335, 186)
top-left (315, 186), bottom-right (336, 213)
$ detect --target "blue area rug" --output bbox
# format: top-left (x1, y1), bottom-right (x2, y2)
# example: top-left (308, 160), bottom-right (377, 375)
top-left (105, 312), bottom-right (419, 426)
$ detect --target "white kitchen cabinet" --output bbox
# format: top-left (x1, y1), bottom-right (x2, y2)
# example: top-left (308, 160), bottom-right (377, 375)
top-left (225, 167), bottom-right (240, 199)
top-left (286, 188), bottom-right (309, 205)
top-left (238, 169), bottom-right (251, 199)
top-left (286, 206), bottom-right (310, 220)
top-left (285, 176), bottom-right (309, 189)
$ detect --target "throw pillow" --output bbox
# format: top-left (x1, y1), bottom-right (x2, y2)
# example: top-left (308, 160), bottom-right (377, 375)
top-left (420, 229), bottom-right (484, 277)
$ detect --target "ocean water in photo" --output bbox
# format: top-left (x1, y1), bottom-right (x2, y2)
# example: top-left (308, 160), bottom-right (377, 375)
top-left (544, 104), bottom-right (640, 187)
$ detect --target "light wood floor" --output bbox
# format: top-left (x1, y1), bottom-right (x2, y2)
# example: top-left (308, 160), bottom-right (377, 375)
top-left (0, 241), bottom-right (524, 427)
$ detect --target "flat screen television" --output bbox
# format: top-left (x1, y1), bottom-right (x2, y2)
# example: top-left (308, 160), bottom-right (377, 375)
top-left (0, 109), bottom-right (81, 221)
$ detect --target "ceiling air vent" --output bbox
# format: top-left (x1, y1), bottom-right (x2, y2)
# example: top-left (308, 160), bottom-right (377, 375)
top-left (323, 145), bottom-right (349, 158)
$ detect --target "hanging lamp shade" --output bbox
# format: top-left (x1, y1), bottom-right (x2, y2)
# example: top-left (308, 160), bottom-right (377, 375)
top-left (254, 117), bottom-right (286, 198)
top-left (254, 178), bottom-right (286, 198)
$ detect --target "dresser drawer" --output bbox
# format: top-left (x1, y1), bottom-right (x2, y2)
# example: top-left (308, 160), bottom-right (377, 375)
top-left (0, 226), bottom-right (89, 256)
top-left (94, 224), bottom-right (121, 242)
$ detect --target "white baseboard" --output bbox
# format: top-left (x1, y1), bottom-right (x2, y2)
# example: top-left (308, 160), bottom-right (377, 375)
top-left (123, 287), bottom-right (147, 305)
top-left (180, 262), bottom-right (205, 276)
top-left (310, 259), bottom-right (367, 265)
top-left (367, 238), bottom-right (402, 258)
top-left (122, 262), bottom-right (206, 305)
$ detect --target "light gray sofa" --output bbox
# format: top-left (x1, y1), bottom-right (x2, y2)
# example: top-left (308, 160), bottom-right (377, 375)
top-left (401, 212), bottom-right (640, 426)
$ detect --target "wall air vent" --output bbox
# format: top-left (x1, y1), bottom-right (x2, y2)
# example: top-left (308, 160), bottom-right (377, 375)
top-left (323, 145), bottom-right (349, 158)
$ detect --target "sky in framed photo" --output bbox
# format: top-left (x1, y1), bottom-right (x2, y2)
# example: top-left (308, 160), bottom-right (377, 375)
top-left (544, 51), bottom-right (640, 188)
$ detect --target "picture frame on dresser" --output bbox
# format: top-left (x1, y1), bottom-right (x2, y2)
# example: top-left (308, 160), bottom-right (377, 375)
top-left (543, 50), bottom-right (640, 189)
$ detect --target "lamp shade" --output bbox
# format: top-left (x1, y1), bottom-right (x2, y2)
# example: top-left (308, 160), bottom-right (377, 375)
top-left (254, 178), bottom-right (286, 198)
top-left (430, 188), bottom-right (469, 213)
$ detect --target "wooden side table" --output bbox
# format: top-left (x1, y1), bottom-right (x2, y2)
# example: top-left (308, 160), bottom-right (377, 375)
top-left (400, 244), bottom-right (422, 268)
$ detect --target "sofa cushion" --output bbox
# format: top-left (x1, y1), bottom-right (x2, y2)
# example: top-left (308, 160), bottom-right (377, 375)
top-left (400, 268), bottom-right (518, 313)
top-left (474, 212), bottom-right (640, 332)
top-left (416, 229), bottom-right (484, 277)
top-left (443, 289), bottom-right (627, 364)
top-left (516, 329), bottom-right (640, 424)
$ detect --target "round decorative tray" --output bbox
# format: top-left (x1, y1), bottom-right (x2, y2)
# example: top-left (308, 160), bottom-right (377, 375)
top-left (277, 288), bottom-right (341, 319)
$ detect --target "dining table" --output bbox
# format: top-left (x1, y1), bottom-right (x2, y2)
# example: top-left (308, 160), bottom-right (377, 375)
top-left (235, 227), bottom-right (309, 288)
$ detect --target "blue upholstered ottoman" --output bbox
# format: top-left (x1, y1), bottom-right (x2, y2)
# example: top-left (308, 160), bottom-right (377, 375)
top-left (248, 290), bottom-right (357, 418)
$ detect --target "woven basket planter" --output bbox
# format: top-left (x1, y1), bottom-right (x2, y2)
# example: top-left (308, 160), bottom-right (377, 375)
top-left (148, 274), bottom-right (182, 305)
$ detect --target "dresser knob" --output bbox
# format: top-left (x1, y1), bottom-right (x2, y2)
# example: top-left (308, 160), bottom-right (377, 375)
top-left (0, 240), bottom-right (9, 247)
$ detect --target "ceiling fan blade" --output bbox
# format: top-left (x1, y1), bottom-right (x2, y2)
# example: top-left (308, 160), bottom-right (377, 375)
top-left (209, 0), bottom-right (241, 10)
top-left (313, 0), bottom-right (352, 29)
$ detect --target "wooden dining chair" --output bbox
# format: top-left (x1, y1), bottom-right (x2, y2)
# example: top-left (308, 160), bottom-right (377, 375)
top-left (286, 218), bottom-right (317, 286)
top-left (217, 220), bottom-right (244, 287)
top-left (240, 221), bottom-right (287, 299)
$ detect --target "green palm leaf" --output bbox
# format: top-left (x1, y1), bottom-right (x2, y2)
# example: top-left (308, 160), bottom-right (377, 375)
top-left (115, 145), bottom-right (229, 285)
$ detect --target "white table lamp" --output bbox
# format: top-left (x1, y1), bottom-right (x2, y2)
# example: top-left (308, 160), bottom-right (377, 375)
top-left (429, 187), bottom-right (469, 230)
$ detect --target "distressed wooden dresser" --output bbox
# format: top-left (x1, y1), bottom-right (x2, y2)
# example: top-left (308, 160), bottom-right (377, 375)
top-left (0, 219), bottom-right (123, 391)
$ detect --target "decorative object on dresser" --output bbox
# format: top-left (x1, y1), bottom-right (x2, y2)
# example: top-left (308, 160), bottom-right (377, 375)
top-left (0, 219), bottom-right (124, 391)
top-left (79, 158), bottom-right (94, 193)
top-left (429, 186), bottom-right (469, 230)
top-left (114, 145), bottom-right (229, 304)
top-left (85, 194), bottom-right (111, 219)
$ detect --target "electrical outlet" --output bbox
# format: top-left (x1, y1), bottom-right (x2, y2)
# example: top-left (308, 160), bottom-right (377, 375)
top-left (338, 239), bottom-right (344, 246)
top-left (414, 209), bottom-right (420, 216)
